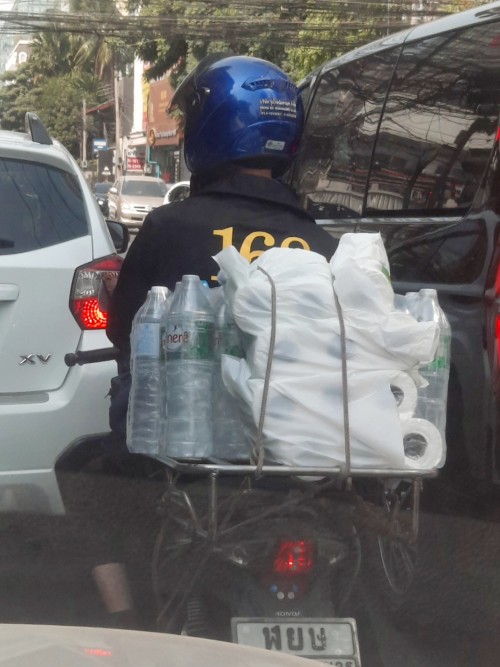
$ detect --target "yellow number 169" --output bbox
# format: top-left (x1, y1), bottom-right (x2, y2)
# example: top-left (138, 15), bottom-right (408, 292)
top-left (211, 227), bottom-right (310, 280)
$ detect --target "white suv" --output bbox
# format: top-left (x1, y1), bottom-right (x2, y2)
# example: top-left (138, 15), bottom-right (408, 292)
top-left (0, 113), bottom-right (127, 514)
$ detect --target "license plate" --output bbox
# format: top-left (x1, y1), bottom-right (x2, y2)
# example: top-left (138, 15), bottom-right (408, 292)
top-left (231, 617), bottom-right (361, 665)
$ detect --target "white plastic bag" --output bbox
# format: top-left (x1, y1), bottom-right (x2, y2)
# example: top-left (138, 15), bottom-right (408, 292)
top-left (215, 237), bottom-right (440, 470)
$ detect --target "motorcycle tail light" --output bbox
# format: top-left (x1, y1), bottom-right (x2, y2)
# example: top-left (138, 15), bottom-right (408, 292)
top-left (273, 540), bottom-right (314, 575)
top-left (70, 255), bottom-right (123, 330)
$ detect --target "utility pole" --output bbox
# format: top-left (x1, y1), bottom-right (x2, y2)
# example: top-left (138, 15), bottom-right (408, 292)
top-left (82, 98), bottom-right (87, 167)
top-left (114, 68), bottom-right (122, 178)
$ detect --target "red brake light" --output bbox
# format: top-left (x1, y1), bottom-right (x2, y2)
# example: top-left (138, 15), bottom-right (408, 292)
top-left (70, 255), bottom-right (123, 330)
top-left (273, 540), bottom-right (314, 574)
top-left (84, 649), bottom-right (113, 657)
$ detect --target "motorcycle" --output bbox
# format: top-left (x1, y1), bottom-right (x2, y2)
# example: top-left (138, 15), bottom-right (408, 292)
top-left (64, 348), bottom-right (433, 667)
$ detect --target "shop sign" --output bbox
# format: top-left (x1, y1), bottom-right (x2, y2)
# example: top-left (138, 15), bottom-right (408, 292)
top-left (127, 156), bottom-right (145, 171)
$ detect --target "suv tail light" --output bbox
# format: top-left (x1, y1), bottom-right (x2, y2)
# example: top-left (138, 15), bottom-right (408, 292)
top-left (273, 540), bottom-right (314, 575)
top-left (70, 255), bottom-right (123, 330)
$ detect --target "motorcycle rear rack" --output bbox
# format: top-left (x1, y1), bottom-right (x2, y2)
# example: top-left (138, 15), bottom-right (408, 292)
top-left (156, 454), bottom-right (435, 544)
top-left (152, 455), bottom-right (434, 632)
top-left (157, 455), bottom-right (439, 479)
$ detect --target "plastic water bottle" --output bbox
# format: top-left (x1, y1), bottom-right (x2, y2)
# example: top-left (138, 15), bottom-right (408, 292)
top-left (401, 291), bottom-right (419, 316)
top-left (127, 286), bottom-right (169, 456)
top-left (213, 295), bottom-right (249, 462)
top-left (164, 275), bottom-right (214, 460)
top-left (413, 289), bottom-right (451, 462)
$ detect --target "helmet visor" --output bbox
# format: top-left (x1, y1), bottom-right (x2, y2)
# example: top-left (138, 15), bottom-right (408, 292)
top-left (170, 52), bottom-right (232, 114)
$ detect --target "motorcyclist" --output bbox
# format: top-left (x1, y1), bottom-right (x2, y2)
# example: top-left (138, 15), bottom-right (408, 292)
top-left (106, 52), bottom-right (338, 360)
top-left (97, 53), bottom-right (339, 629)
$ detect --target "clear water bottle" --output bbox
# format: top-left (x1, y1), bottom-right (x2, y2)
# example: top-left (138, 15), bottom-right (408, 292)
top-left (213, 295), bottom-right (249, 462)
top-left (402, 291), bottom-right (419, 317)
top-left (413, 289), bottom-right (451, 464)
top-left (127, 286), bottom-right (169, 456)
top-left (164, 275), bottom-right (214, 460)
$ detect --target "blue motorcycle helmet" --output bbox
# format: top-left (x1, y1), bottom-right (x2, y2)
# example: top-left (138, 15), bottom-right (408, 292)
top-left (170, 53), bottom-right (304, 176)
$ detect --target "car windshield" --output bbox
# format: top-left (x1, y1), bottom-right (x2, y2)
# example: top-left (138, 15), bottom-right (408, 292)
top-left (122, 180), bottom-right (168, 197)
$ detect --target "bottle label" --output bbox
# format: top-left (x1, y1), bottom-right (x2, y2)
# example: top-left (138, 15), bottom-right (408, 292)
top-left (134, 322), bottom-right (161, 358)
top-left (165, 321), bottom-right (214, 360)
top-left (421, 334), bottom-right (451, 372)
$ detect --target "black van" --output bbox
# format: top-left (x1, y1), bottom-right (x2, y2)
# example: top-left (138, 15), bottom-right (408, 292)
top-left (292, 2), bottom-right (500, 502)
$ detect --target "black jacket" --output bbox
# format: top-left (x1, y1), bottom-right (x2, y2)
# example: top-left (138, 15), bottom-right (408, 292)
top-left (107, 173), bottom-right (338, 355)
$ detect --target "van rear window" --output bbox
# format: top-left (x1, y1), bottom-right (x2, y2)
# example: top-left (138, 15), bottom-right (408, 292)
top-left (368, 23), bottom-right (500, 215)
top-left (0, 157), bottom-right (88, 255)
top-left (295, 21), bottom-right (500, 220)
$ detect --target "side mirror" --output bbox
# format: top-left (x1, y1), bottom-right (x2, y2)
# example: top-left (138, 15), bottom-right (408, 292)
top-left (106, 220), bottom-right (129, 254)
top-left (109, 187), bottom-right (118, 195)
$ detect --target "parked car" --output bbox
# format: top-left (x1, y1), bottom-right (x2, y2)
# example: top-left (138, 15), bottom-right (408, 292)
top-left (0, 112), bottom-right (128, 514)
top-left (163, 180), bottom-right (190, 204)
top-left (93, 181), bottom-right (112, 216)
top-left (293, 1), bottom-right (500, 502)
top-left (107, 174), bottom-right (169, 229)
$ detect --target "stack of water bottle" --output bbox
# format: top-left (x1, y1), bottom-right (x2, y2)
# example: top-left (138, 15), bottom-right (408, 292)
top-left (126, 275), bottom-right (249, 462)
top-left (395, 288), bottom-right (451, 468)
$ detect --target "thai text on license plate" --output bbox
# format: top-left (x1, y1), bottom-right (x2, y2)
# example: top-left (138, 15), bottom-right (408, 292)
top-left (231, 617), bottom-right (361, 665)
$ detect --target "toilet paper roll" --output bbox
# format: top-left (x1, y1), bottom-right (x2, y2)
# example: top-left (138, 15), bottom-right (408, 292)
top-left (401, 418), bottom-right (443, 470)
top-left (390, 371), bottom-right (418, 420)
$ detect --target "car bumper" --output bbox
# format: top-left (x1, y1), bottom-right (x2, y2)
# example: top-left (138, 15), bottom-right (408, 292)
top-left (117, 212), bottom-right (148, 227)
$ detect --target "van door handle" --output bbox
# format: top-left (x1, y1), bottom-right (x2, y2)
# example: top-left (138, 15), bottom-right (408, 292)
top-left (0, 284), bottom-right (19, 301)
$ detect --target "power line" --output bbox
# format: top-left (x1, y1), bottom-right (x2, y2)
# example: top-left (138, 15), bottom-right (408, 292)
top-left (0, 2), bottom-right (478, 49)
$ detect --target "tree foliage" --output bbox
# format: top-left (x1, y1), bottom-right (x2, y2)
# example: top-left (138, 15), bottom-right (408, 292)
top-left (129, 0), bottom-right (482, 83)
top-left (0, 0), bottom-right (133, 157)
top-left (0, 0), bottom-right (483, 153)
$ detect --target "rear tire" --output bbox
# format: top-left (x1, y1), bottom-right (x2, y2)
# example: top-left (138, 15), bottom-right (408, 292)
top-left (358, 480), bottom-right (423, 615)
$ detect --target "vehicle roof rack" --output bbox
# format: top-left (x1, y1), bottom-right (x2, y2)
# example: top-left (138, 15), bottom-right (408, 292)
top-left (25, 112), bottom-right (53, 146)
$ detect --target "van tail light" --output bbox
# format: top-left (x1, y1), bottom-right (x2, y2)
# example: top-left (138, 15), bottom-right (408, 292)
top-left (273, 540), bottom-right (314, 575)
top-left (70, 255), bottom-right (123, 330)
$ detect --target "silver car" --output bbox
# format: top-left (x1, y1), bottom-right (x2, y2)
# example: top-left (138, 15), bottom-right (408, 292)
top-left (107, 175), bottom-right (169, 229)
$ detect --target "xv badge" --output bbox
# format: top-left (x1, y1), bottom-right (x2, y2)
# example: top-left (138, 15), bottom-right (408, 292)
top-left (19, 354), bottom-right (52, 365)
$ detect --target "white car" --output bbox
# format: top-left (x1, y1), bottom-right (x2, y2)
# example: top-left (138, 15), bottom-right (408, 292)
top-left (0, 113), bottom-right (127, 514)
top-left (0, 625), bottom-right (315, 667)
top-left (163, 180), bottom-right (190, 204)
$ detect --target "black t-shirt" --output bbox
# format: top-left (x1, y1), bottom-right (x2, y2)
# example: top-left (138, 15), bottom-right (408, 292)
top-left (107, 173), bottom-right (338, 355)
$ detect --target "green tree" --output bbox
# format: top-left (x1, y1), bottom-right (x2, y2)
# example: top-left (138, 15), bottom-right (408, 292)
top-left (129, 0), bottom-right (487, 86)
top-left (0, 0), bottom-right (137, 157)
top-left (0, 65), bottom-right (38, 131)
top-left (129, 0), bottom-right (303, 84)
top-left (37, 75), bottom-right (99, 156)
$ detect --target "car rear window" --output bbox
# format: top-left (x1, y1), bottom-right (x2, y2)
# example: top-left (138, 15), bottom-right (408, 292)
top-left (121, 180), bottom-right (168, 197)
top-left (0, 157), bottom-right (88, 255)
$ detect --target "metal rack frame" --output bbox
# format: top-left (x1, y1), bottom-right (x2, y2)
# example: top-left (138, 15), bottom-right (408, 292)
top-left (152, 455), bottom-right (438, 631)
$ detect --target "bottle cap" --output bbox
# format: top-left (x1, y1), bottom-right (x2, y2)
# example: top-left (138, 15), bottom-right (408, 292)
top-left (182, 275), bottom-right (200, 285)
top-left (151, 285), bottom-right (168, 297)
